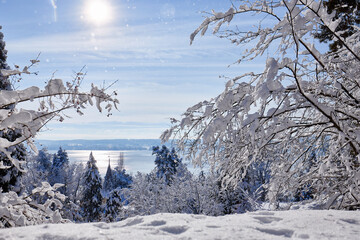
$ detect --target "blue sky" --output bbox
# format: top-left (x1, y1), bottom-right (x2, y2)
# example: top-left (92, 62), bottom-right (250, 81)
top-left (0, 0), bottom-right (263, 140)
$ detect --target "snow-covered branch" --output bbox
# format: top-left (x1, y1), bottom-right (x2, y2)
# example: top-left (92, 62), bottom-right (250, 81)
top-left (164, 0), bottom-right (360, 210)
top-left (0, 62), bottom-right (119, 172)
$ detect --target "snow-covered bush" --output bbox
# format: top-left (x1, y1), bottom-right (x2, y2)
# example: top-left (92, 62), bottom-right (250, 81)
top-left (125, 166), bottom-right (224, 217)
top-left (0, 182), bottom-right (66, 227)
top-left (162, 0), bottom-right (360, 210)
top-left (22, 150), bottom-right (86, 222)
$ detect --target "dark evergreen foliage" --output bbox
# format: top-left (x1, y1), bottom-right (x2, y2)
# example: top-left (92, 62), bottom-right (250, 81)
top-left (52, 147), bottom-right (69, 169)
top-left (0, 28), bottom-right (26, 194)
top-left (80, 152), bottom-right (103, 222)
top-left (103, 154), bottom-right (132, 201)
top-left (50, 147), bottom-right (70, 194)
top-left (35, 148), bottom-right (52, 173)
top-left (0, 26), bottom-right (11, 91)
top-left (152, 145), bottom-right (181, 184)
top-left (315, 0), bottom-right (360, 52)
top-left (61, 198), bottom-right (83, 223)
top-left (104, 189), bottom-right (122, 222)
top-left (112, 153), bottom-right (132, 190)
top-left (0, 129), bottom-right (26, 193)
top-left (113, 167), bottom-right (132, 190)
top-left (103, 160), bottom-right (114, 194)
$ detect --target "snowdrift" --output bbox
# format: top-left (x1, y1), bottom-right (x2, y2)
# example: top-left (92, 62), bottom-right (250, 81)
top-left (1, 210), bottom-right (359, 239)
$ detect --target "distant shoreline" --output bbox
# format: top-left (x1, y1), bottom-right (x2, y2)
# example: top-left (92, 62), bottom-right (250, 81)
top-left (47, 149), bottom-right (156, 174)
top-left (35, 139), bottom-right (165, 151)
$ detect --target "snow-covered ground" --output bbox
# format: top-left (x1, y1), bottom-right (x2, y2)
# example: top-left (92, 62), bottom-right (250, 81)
top-left (1, 210), bottom-right (359, 239)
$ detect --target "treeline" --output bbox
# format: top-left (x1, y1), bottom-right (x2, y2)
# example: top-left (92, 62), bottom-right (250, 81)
top-left (21, 148), bottom-right (132, 223)
top-left (1, 145), bottom-right (275, 227)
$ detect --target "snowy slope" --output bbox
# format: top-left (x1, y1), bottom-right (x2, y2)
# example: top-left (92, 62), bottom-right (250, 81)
top-left (1, 210), bottom-right (359, 239)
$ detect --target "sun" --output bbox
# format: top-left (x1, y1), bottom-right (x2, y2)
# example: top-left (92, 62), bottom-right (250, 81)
top-left (83, 0), bottom-right (113, 26)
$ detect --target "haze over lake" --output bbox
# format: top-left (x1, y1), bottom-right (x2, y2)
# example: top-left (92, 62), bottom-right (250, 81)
top-left (43, 139), bottom-right (162, 175)
top-left (48, 150), bottom-right (156, 176)
top-left (44, 139), bottom-right (198, 175)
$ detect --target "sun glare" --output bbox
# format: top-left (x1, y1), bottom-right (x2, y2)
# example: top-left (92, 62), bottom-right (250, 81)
top-left (84, 0), bottom-right (113, 26)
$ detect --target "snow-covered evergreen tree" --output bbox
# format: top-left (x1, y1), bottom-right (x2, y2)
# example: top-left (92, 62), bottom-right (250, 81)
top-left (80, 152), bottom-right (103, 222)
top-left (61, 197), bottom-right (83, 223)
top-left (52, 147), bottom-right (69, 170)
top-left (103, 188), bottom-right (123, 222)
top-left (0, 130), bottom-right (26, 194)
top-left (113, 153), bottom-right (132, 189)
top-left (36, 148), bottom-right (52, 174)
top-left (30, 148), bottom-right (52, 186)
top-left (152, 145), bottom-right (181, 184)
top-left (103, 159), bottom-right (114, 195)
top-left (0, 25), bottom-right (11, 91)
top-left (50, 147), bottom-right (70, 195)
top-left (0, 26), bottom-right (26, 194)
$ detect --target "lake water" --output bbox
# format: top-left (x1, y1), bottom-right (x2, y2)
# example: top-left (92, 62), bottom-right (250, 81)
top-left (50, 150), bottom-right (156, 176)
top-left (49, 149), bottom-right (200, 176)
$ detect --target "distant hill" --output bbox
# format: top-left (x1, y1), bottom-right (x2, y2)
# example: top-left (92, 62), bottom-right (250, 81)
top-left (36, 139), bottom-right (163, 151)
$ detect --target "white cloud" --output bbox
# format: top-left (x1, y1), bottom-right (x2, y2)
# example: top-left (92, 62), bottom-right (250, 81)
top-left (4, 7), bottom-right (266, 140)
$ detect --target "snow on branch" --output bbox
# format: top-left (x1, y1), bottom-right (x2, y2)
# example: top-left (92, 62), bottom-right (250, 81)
top-left (0, 182), bottom-right (67, 227)
top-left (165, 0), bottom-right (360, 210)
top-left (0, 61), bottom-right (119, 171)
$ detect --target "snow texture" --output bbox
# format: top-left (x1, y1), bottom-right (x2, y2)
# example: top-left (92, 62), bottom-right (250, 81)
top-left (0, 210), bottom-right (359, 239)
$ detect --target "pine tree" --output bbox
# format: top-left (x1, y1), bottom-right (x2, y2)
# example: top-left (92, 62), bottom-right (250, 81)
top-left (0, 26), bottom-right (11, 90)
top-left (36, 148), bottom-right (52, 174)
top-left (0, 130), bottom-right (26, 193)
top-left (50, 147), bottom-right (70, 194)
top-left (103, 188), bottom-right (122, 222)
top-left (27, 148), bottom-right (52, 191)
top-left (314, 0), bottom-right (360, 52)
top-left (113, 152), bottom-right (132, 189)
top-left (152, 145), bottom-right (181, 184)
top-left (113, 168), bottom-right (132, 190)
top-left (103, 158), bottom-right (114, 195)
top-left (0, 26), bottom-right (26, 194)
top-left (52, 147), bottom-right (69, 170)
top-left (80, 152), bottom-right (103, 222)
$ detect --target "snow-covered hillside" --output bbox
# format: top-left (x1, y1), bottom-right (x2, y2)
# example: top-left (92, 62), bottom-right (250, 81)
top-left (1, 210), bottom-right (359, 239)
